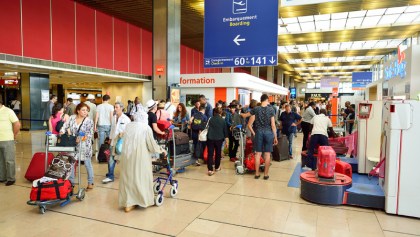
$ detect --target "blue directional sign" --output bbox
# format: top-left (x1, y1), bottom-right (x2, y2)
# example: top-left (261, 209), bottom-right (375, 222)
top-left (204, 0), bottom-right (278, 68)
top-left (352, 72), bottom-right (373, 89)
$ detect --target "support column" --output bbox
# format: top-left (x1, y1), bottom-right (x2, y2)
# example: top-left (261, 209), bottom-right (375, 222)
top-left (290, 78), bottom-right (295, 87)
top-left (21, 73), bottom-right (50, 130)
top-left (277, 69), bottom-right (284, 86)
top-left (251, 67), bottom-right (259, 78)
top-left (153, 0), bottom-right (181, 100)
top-left (222, 67), bottom-right (234, 73)
top-left (284, 74), bottom-right (290, 88)
top-left (267, 66), bottom-right (274, 83)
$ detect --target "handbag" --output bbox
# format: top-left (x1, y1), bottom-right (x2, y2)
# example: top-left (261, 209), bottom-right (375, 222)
top-left (115, 138), bottom-right (123, 155)
top-left (57, 117), bottom-right (86, 147)
top-left (198, 117), bottom-right (211, 142)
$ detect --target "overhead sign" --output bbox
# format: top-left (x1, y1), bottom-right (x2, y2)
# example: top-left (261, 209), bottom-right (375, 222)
top-left (352, 72), bottom-right (373, 89)
top-left (204, 0), bottom-right (278, 68)
top-left (281, 0), bottom-right (345, 7)
top-left (320, 77), bottom-right (340, 88)
top-left (0, 79), bottom-right (19, 86)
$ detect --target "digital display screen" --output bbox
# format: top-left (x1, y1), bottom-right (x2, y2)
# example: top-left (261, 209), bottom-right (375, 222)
top-left (290, 87), bottom-right (296, 99)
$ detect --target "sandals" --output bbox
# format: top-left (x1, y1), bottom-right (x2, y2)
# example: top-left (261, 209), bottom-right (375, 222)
top-left (208, 171), bottom-right (215, 176)
top-left (263, 176), bottom-right (270, 180)
top-left (254, 175), bottom-right (260, 179)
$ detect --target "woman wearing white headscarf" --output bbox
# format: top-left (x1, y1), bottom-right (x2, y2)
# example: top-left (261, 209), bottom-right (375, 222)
top-left (118, 108), bottom-right (166, 212)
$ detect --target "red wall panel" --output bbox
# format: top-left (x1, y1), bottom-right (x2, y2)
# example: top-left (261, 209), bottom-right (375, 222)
top-left (180, 45), bottom-right (187, 74)
top-left (193, 50), bottom-right (200, 74)
top-left (22, 0), bottom-right (51, 60)
top-left (113, 19), bottom-right (128, 72)
top-left (199, 52), bottom-right (204, 73)
top-left (128, 24), bottom-right (141, 74)
top-left (96, 11), bottom-right (113, 69)
top-left (0, 0), bottom-right (22, 56)
top-left (141, 29), bottom-right (152, 76)
top-left (52, 0), bottom-right (75, 64)
top-left (76, 3), bottom-right (95, 67)
top-left (186, 47), bottom-right (194, 74)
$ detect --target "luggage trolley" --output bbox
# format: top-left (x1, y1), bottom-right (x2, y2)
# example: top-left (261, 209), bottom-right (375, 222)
top-left (153, 125), bottom-right (179, 206)
top-left (234, 125), bottom-right (246, 175)
top-left (27, 132), bottom-right (86, 214)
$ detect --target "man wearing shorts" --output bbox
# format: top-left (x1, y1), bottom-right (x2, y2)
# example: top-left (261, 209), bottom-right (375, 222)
top-left (247, 94), bottom-right (278, 180)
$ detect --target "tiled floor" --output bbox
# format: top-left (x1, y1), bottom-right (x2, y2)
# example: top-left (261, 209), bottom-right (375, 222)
top-left (1, 131), bottom-right (420, 237)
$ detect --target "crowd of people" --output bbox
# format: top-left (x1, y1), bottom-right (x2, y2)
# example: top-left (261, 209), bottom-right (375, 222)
top-left (0, 90), bottom-right (358, 213)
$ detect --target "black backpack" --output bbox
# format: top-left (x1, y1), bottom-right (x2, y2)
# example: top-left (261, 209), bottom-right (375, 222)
top-left (191, 113), bottom-right (205, 131)
top-left (98, 143), bottom-right (110, 163)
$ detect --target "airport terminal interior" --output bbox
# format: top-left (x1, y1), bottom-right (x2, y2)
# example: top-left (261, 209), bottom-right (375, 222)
top-left (1, 0), bottom-right (420, 236)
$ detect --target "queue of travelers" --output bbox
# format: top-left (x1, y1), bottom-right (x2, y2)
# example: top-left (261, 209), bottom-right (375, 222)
top-left (1, 89), bottom-right (347, 215)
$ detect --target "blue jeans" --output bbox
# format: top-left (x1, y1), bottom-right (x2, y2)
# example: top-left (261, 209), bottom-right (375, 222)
top-left (70, 157), bottom-right (94, 185)
top-left (307, 134), bottom-right (329, 170)
top-left (107, 146), bottom-right (116, 180)
top-left (254, 130), bottom-right (274, 153)
top-left (97, 125), bottom-right (111, 147)
top-left (287, 133), bottom-right (294, 156)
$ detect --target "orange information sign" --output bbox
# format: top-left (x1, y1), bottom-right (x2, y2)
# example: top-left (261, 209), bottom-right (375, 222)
top-left (156, 65), bottom-right (165, 75)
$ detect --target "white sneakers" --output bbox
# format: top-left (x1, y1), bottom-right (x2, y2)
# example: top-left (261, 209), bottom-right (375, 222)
top-left (102, 178), bottom-right (113, 183)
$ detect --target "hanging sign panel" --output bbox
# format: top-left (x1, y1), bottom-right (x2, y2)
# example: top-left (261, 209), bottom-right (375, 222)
top-left (204, 0), bottom-right (278, 68)
top-left (352, 72), bottom-right (373, 89)
top-left (281, 0), bottom-right (346, 7)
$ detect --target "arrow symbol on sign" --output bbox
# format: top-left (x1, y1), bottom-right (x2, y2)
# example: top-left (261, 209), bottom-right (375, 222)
top-left (269, 56), bottom-right (276, 64)
top-left (233, 35), bottom-right (246, 46)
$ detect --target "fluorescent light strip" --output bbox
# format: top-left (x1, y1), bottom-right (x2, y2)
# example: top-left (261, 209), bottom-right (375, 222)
top-left (278, 5), bottom-right (420, 35)
top-left (295, 65), bottom-right (372, 71)
top-left (288, 55), bottom-right (384, 64)
top-left (278, 39), bottom-right (403, 53)
top-left (300, 72), bottom-right (354, 76)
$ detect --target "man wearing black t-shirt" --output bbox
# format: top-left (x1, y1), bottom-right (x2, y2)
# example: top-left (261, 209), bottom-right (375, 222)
top-left (145, 99), bottom-right (165, 138)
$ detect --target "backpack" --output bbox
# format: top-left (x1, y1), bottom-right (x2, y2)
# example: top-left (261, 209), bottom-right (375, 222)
top-left (191, 113), bottom-right (205, 131)
top-left (98, 143), bottom-right (110, 163)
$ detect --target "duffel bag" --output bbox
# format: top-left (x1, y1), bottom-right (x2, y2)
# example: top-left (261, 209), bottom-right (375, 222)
top-left (173, 131), bottom-right (189, 145)
top-left (30, 179), bottom-right (72, 201)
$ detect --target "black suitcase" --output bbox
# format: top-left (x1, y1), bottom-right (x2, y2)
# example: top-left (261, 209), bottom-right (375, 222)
top-left (169, 142), bottom-right (190, 156)
top-left (272, 135), bottom-right (290, 161)
top-left (173, 131), bottom-right (189, 145)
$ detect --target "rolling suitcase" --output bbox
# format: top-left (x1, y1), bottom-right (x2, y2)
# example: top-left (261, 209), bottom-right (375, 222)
top-left (25, 152), bottom-right (55, 181)
top-left (272, 135), bottom-right (289, 162)
top-left (335, 159), bottom-right (352, 178)
top-left (317, 146), bottom-right (336, 179)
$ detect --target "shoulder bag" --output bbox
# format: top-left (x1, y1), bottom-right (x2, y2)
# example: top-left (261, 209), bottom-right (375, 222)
top-left (198, 117), bottom-right (211, 142)
top-left (57, 117), bottom-right (86, 147)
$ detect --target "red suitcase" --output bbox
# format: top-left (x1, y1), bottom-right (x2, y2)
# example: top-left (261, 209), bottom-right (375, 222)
top-left (30, 179), bottom-right (72, 201)
top-left (317, 146), bottom-right (336, 179)
top-left (335, 159), bottom-right (352, 178)
top-left (25, 152), bottom-right (55, 181)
